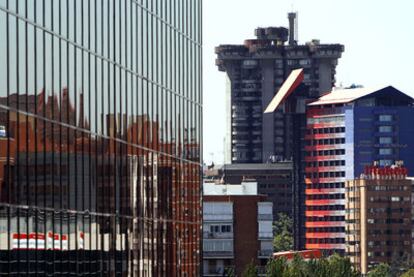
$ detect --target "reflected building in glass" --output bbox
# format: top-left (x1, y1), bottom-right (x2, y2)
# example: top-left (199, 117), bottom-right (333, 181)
top-left (0, 1), bottom-right (202, 276)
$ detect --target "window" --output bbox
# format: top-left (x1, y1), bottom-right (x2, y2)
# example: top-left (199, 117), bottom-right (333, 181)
top-left (221, 225), bottom-right (232, 233)
top-left (379, 148), bottom-right (393, 155)
top-left (379, 126), bottom-right (393, 133)
top-left (379, 160), bottom-right (393, 166)
top-left (391, 197), bottom-right (400, 202)
top-left (307, 116), bottom-right (344, 125)
top-left (379, 137), bottom-right (392, 144)
top-left (379, 115), bottom-right (393, 122)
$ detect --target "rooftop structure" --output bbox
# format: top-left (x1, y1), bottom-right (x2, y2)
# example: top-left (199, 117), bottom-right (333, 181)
top-left (203, 181), bottom-right (258, 195)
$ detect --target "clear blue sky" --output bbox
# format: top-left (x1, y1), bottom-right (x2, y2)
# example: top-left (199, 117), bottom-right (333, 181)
top-left (203, 0), bottom-right (414, 164)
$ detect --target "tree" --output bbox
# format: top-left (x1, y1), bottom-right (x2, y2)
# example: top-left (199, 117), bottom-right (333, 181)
top-left (400, 269), bottom-right (414, 277)
top-left (265, 253), bottom-right (360, 277)
top-left (327, 254), bottom-right (359, 277)
top-left (367, 263), bottom-right (391, 277)
top-left (242, 261), bottom-right (257, 277)
top-left (224, 266), bottom-right (235, 277)
top-left (273, 213), bottom-right (293, 252)
top-left (284, 254), bottom-right (308, 277)
top-left (390, 252), bottom-right (412, 276)
top-left (305, 258), bottom-right (330, 277)
top-left (266, 257), bottom-right (288, 277)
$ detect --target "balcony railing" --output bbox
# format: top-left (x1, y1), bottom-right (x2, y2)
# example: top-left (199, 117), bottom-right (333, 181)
top-left (258, 214), bottom-right (273, 221)
top-left (203, 266), bottom-right (235, 276)
top-left (203, 251), bottom-right (234, 258)
top-left (258, 232), bottom-right (273, 239)
top-left (203, 214), bottom-right (233, 221)
top-left (203, 232), bottom-right (233, 239)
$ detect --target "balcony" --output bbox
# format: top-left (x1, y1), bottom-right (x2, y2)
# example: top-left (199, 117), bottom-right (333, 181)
top-left (204, 214), bottom-right (233, 222)
top-left (203, 251), bottom-right (234, 259)
top-left (258, 214), bottom-right (273, 221)
top-left (203, 239), bottom-right (234, 259)
top-left (258, 232), bottom-right (273, 239)
top-left (203, 231), bottom-right (233, 239)
top-left (203, 266), bottom-right (235, 276)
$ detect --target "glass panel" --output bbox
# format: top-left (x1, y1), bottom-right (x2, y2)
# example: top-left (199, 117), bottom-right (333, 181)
top-left (0, 0), bottom-right (201, 275)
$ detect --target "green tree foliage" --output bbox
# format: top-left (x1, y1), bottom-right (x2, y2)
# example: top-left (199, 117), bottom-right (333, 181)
top-left (367, 263), bottom-right (391, 277)
top-left (273, 213), bottom-right (293, 252)
top-left (242, 260), bottom-right (258, 277)
top-left (400, 269), bottom-right (414, 277)
top-left (327, 254), bottom-right (359, 277)
top-left (265, 253), bottom-right (359, 277)
top-left (224, 266), bottom-right (235, 277)
top-left (390, 253), bottom-right (413, 276)
top-left (266, 256), bottom-right (288, 277)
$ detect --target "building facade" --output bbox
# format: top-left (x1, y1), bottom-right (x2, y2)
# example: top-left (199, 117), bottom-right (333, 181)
top-left (305, 86), bottom-right (414, 254)
top-left (204, 162), bottom-right (293, 218)
top-left (345, 164), bottom-right (411, 274)
top-left (0, 1), bottom-right (202, 276)
top-left (215, 15), bottom-right (343, 249)
top-left (203, 182), bottom-right (273, 276)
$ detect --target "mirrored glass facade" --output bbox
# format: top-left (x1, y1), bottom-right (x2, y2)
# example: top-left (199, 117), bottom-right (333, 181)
top-left (0, 0), bottom-right (202, 275)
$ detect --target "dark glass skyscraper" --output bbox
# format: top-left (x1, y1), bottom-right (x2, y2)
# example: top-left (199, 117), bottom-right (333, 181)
top-left (0, 1), bottom-right (202, 276)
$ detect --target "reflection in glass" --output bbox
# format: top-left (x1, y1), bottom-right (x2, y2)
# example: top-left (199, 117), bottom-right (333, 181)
top-left (0, 0), bottom-right (202, 276)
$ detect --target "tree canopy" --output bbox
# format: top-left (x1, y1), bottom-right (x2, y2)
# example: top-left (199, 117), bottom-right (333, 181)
top-left (264, 253), bottom-right (359, 277)
top-left (273, 213), bottom-right (293, 252)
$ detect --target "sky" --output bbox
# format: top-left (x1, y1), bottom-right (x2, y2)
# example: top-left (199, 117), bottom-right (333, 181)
top-left (202, 0), bottom-right (414, 164)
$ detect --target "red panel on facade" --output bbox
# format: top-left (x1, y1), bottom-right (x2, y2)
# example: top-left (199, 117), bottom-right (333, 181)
top-left (305, 232), bottom-right (345, 239)
top-left (305, 221), bottom-right (345, 228)
top-left (306, 243), bottom-right (346, 250)
top-left (305, 210), bottom-right (344, 217)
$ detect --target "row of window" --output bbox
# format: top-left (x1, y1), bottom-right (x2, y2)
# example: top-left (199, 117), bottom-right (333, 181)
top-left (369, 196), bottom-right (410, 203)
top-left (366, 185), bottom-right (409, 191)
top-left (307, 227), bottom-right (345, 233)
top-left (368, 251), bottom-right (406, 258)
top-left (307, 205), bottom-right (344, 211)
top-left (306, 194), bottom-right (344, 200)
top-left (307, 116), bottom-right (344, 125)
top-left (307, 216), bottom-right (344, 222)
top-left (306, 127), bottom-right (345, 135)
top-left (306, 149), bottom-right (345, 157)
top-left (306, 160), bottom-right (345, 168)
top-left (306, 138), bottom-right (345, 146)
top-left (307, 182), bottom-right (344, 189)
top-left (208, 225), bottom-right (232, 234)
top-left (367, 218), bottom-right (409, 224)
top-left (306, 171), bottom-right (346, 178)
top-left (367, 229), bottom-right (411, 236)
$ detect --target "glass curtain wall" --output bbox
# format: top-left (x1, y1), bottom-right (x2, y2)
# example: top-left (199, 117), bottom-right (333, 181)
top-left (0, 0), bottom-right (202, 276)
